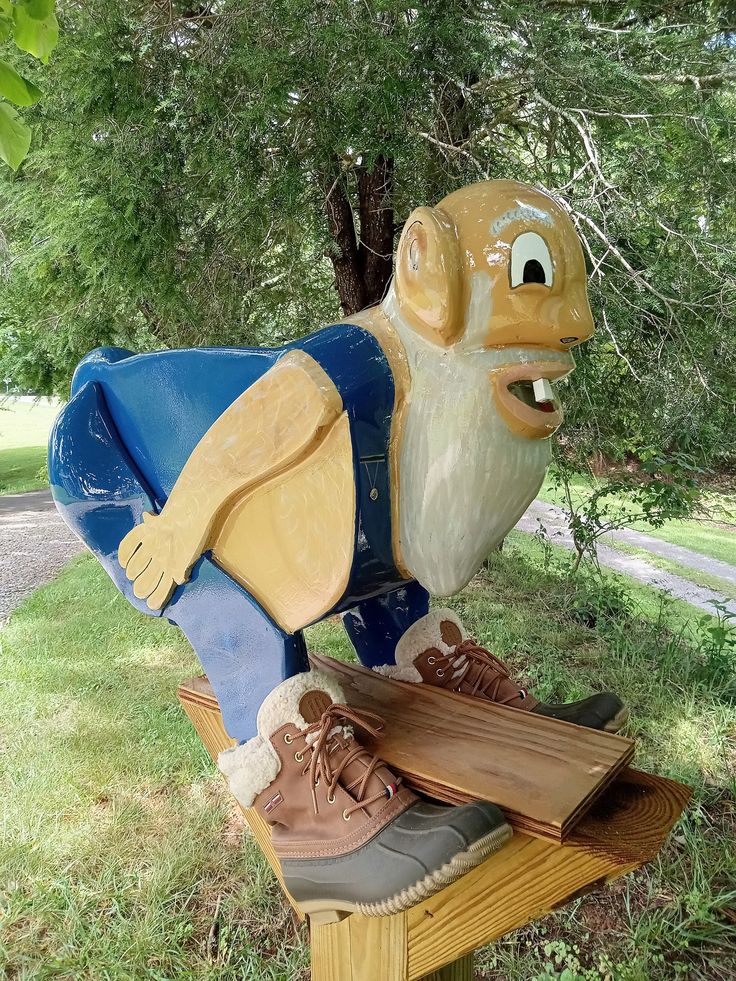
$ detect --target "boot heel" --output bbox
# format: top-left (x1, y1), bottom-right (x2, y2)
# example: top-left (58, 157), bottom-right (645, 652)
top-left (308, 909), bottom-right (351, 926)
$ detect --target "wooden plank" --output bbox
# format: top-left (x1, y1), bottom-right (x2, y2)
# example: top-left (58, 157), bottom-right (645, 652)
top-left (308, 653), bottom-right (634, 841)
top-left (405, 769), bottom-right (690, 979)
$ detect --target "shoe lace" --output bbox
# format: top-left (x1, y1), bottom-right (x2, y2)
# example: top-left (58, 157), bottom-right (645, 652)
top-left (293, 703), bottom-right (402, 817)
top-left (436, 640), bottom-right (527, 705)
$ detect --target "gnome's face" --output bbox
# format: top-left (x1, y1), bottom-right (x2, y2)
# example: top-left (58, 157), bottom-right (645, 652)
top-left (384, 180), bottom-right (594, 596)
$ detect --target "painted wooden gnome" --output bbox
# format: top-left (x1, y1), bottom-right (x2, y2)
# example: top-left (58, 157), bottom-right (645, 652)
top-left (50, 180), bottom-right (625, 920)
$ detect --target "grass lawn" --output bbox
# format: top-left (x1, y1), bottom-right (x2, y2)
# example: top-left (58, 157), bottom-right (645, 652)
top-left (0, 398), bottom-right (60, 494)
top-left (539, 473), bottom-right (736, 568)
top-left (0, 445), bottom-right (48, 494)
top-left (638, 524), bottom-right (736, 569)
top-left (2, 544), bottom-right (735, 980)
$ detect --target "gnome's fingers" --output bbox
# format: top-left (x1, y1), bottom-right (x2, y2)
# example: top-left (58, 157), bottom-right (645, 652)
top-left (146, 575), bottom-right (176, 612)
top-left (133, 560), bottom-right (164, 600)
top-left (124, 545), bottom-right (152, 581)
top-left (118, 522), bottom-right (147, 567)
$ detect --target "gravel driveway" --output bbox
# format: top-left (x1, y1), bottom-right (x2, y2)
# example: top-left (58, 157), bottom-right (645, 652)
top-left (516, 501), bottom-right (736, 618)
top-left (1, 491), bottom-right (734, 626)
top-left (0, 490), bottom-right (83, 625)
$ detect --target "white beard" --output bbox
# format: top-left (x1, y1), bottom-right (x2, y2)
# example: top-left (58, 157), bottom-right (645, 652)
top-left (391, 315), bottom-right (552, 597)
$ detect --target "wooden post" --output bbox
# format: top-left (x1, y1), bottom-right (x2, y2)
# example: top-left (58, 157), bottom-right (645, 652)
top-left (421, 956), bottom-right (474, 981)
top-left (177, 673), bottom-right (690, 981)
top-left (310, 916), bottom-right (472, 981)
top-left (311, 913), bottom-right (408, 981)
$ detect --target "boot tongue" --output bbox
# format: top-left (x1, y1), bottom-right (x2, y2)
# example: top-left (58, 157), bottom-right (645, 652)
top-left (439, 618), bottom-right (463, 648)
top-left (299, 689), bottom-right (332, 724)
top-left (299, 690), bottom-right (397, 813)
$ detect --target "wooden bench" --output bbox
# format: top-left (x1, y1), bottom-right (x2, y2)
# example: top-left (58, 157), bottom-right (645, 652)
top-left (178, 657), bottom-right (690, 981)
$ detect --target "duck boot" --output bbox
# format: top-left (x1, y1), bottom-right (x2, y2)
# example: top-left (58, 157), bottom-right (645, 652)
top-left (217, 670), bottom-right (511, 921)
top-left (377, 609), bottom-right (629, 733)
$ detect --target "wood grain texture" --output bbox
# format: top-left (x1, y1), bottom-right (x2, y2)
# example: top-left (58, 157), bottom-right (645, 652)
top-left (177, 674), bottom-right (689, 981)
top-left (352, 913), bottom-right (408, 981)
top-left (419, 954), bottom-right (473, 981)
top-left (310, 915), bottom-right (353, 981)
top-left (565, 766), bottom-right (692, 864)
top-left (311, 913), bottom-right (408, 981)
top-left (309, 652), bottom-right (634, 841)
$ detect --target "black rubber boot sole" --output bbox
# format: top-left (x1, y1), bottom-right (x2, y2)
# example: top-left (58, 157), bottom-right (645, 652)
top-left (532, 692), bottom-right (629, 733)
top-left (281, 800), bottom-right (512, 920)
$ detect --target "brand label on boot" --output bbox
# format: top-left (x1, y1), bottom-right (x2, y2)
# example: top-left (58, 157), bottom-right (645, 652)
top-left (264, 792), bottom-right (284, 814)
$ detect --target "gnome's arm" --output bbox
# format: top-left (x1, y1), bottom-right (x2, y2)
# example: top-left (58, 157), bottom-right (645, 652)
top-left (118, 350), bottom-right (343, 610)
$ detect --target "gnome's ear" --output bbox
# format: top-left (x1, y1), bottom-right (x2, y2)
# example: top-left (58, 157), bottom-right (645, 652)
top-left (394, 206), bottom-right (463, 346)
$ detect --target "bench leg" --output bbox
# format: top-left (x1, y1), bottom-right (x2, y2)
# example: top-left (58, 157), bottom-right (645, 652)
top-left (310, 913), bottom-right (473, 981)
top-left (311, 913), bottom-right (408, 981)
top-left (420, 953), bottom-right (474, 980)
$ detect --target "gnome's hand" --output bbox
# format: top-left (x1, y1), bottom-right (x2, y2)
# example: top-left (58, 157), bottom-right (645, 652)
top-left (118, 511), bottom-right (198, 610)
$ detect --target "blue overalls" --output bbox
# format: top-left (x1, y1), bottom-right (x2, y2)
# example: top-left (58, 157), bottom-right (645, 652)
top-left (49, 324), bottom-right (429, 741)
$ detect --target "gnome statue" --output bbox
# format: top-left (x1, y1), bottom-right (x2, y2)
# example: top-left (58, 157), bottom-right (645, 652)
top-left (50, 180), bottom-right (626, 920)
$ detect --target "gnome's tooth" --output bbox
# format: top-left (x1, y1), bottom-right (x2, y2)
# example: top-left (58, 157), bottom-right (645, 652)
top-left (532, 378), bottom-right (554, 404)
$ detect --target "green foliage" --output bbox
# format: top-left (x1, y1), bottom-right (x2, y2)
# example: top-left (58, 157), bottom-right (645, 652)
top-left (0, 100), bottom-right (28, 167)
top-left (549, 448), bottom-right (706, 568)
top-left (0, 58), bottom-right (41, 105)
top-left (0, 0), bottom-right (734, 470)
top-left (0, 0), bottom-right (58, 169)
top-left (12, 0), bottom-right (58, 63)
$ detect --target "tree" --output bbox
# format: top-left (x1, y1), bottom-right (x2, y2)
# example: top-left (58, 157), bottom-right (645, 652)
top-left (1, 0), bottom-right (734, 470)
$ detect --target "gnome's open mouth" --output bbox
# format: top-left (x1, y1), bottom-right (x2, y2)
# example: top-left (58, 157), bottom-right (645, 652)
top-left (491, 360), bottom-right (573, 439)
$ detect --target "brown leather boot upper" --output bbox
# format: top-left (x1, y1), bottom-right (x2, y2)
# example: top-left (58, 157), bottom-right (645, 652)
top-left (412, 617), bottom-right (539, 710)
top-left (253, 690), bottom-right (416, 860)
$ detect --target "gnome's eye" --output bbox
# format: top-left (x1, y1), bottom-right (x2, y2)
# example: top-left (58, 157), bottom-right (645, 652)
top-left (510, 232), bottom-right (554, 288)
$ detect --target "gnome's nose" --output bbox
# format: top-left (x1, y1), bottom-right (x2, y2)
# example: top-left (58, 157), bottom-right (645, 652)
top-left (481, 282), bottom-right (595, 352)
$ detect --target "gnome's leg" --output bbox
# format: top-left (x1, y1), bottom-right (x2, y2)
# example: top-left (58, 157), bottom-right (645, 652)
top-left (343, 581), bottom-right (430, 669)
top-left (50, 380), bottom-right (309, 745)
top-left (167, 564), bottom-right (309, 742)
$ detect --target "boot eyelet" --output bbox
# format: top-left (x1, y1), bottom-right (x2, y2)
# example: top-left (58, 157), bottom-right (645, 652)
top-left (342, 809), bottom-right (351, 822)
top-left (314, 776), bottom-right (320, 787)
top-left (327, 792), bottom-right (336, 804)
top-left (436, 669), bottom-right (445, 677)
top-left (283, 733), bottom-right (293, 744)
top-left (427, 656), bottom-right (436, 664)
top-left (294, 751), bottom-right (304, 763)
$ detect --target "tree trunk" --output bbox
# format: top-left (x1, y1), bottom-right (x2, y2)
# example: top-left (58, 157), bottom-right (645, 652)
top-left (322, 155), bottom-right (395, 316)
top-left (357, 154), bottom-right (395, 308)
